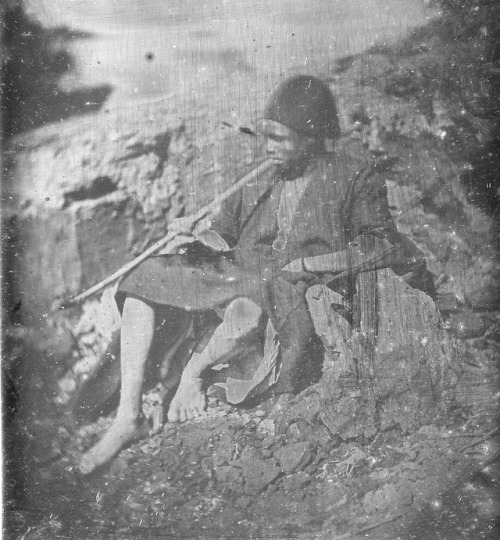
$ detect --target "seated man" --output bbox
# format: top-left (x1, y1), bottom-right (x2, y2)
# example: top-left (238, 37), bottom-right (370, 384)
top-left (79, 75), bottom-right (432, 475)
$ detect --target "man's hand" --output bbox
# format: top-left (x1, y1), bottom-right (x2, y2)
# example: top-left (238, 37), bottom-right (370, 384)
top-left (169, 215), bottom-right (196, 234)
top-left (157, 216), bottom-right (197, 255)
top-left (282, 238), bottom-right (402, 275)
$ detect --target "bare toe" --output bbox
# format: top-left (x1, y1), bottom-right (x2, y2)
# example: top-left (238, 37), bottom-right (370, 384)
top-left (78, 417), bottom-right (149, 475)
top-left (167, 375), bottom-right (206, 423)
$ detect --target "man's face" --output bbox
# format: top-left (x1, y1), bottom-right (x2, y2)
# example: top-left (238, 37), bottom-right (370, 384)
top-left (258, 119), bottom-right (315, 176)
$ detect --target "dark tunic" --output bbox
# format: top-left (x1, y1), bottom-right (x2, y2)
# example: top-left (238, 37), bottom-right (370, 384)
top-left (117, 139), bottom-right (433, 394)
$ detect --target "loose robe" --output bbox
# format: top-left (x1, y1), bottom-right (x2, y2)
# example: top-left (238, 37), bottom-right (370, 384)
top-left (117, 139), bottom-right (433, 396)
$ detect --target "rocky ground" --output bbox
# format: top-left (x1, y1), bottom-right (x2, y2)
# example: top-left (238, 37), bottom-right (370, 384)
top-left (5, 386), bottom-right (500, 539)
top-left (3, 2), bottom-right (500, 539)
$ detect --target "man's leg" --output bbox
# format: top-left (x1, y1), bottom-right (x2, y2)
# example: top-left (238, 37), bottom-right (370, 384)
top-left (79, 297), bottom-right (154, 474)
top-left (265, 277), bottom-right (321, 395)
top-left (167, 297), bottom-right (262, 422)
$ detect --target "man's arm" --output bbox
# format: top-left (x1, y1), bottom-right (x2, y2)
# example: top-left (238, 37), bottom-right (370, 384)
top-left (209, 190), bottom-right (242, 248)
top-left (283, 234), bottom-right (415, 274)
top-left (284, 159), bottom-right (424, 275)
top-left (161, 192), bottom-right (242, 254)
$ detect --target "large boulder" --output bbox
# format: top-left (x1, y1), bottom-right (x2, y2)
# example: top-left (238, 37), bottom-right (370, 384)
top-left (307, 268), bottom-right (465, 440)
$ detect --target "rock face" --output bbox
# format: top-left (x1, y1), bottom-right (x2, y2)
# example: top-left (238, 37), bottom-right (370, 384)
top-left (3, 104), bottom-right (260, 323)
top-left (4, 113), bottom-right (189, 320)
top-left (308, 269), bottom-right (464, 441)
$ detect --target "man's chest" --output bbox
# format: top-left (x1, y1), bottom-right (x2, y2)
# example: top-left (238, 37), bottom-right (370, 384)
top-left (238, 168), bottom-right (348, 248)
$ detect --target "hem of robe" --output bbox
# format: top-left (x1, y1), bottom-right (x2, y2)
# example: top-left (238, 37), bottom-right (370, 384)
top-left (116, 253), bottom-right (269, 313)
top-left (216, 318), bottom-right (282, 404)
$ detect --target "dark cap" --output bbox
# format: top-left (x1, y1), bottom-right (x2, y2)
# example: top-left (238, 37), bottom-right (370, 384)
top-left (263, 75), bottom-right (340, 140)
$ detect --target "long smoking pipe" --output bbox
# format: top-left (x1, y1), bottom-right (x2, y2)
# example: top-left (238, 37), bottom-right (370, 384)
top-left (55, 158), bottom-right (274, 310)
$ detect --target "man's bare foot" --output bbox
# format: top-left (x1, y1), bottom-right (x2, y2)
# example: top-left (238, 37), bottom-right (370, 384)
top-left (78, 416), bottom-right (149, 475)
top-left (167, 374), bottom-right (207, 423)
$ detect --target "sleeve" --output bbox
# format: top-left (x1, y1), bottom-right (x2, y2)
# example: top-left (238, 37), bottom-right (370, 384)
top-left (346, 158), bottom-right (402, 246)
top-left (209, 189), bottom-right (242, 249)
top-left (346, 158), bottom-right (428, 273)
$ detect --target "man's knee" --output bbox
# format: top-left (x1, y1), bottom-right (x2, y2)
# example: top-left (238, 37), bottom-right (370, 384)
top-left (222, 297), bottom-right (263, 339)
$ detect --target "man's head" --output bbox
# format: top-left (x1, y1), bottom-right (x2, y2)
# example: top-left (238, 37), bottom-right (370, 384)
top-left (258, 75), bottom-right (340, 177)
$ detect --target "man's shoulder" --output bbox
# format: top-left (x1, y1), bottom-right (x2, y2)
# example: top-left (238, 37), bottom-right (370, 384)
top-left (317, 139), bottom-right (400, 181)
top-left (335, 137), bottom-right (374, 166)
top-left (312, 138), bottom-right (373, 180)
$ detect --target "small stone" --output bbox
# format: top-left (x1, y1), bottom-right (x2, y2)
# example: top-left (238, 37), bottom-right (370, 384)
top-left (474, 496), bottom-right (498, 520)
top-left (257, 418), bottom-right (275, 436)
top-left (236, 496), bottom-right (252, 509)
top-left (241, 458), bottom-right (281, 493)
top-left (262, 436), bottom-right (278, 449)
top-left (274, 442), bottom-right (314, 474)
top-left (58, 378), bottom-right (77, 394)
top-left (282, 471), bottom-right (312, 491)
top-left (215, 464), bottom-right (242, 486)
top-left (292, 491), bottom-right (305, 502)
top-left (110, 457), bottom-right (129, 476)
top-left (207, 397), bottom-right (218, 407)
top-left (266, 483), bottom-right (278, 494)
top-left (150, 470), bottom-right (171, 484)
top-left (446, 310), bottom-right (488, 339)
